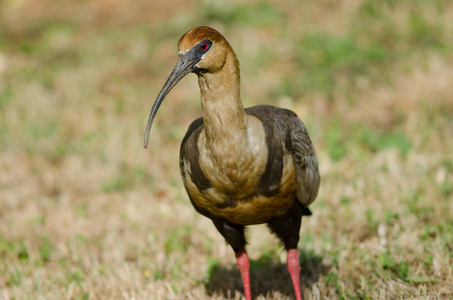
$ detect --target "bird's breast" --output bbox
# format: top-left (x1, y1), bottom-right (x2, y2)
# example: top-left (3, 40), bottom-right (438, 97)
top-left (197, 116), bottom-right (268, 196)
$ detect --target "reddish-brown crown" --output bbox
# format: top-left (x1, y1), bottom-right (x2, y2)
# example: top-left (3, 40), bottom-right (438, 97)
top-left (178, 26), bottom-right (226, 52)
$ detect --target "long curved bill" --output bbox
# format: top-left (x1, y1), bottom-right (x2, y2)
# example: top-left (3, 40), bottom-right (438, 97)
top-left (143, 55), bottom-right (199, 148)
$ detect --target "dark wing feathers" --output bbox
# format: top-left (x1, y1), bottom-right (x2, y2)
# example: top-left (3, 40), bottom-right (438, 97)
top-left (289, 114), bottom-right (320, 207)
top-left (245, 105), bottom-right (286, 197)
top-left (179, 117), bottom-right (211, 190)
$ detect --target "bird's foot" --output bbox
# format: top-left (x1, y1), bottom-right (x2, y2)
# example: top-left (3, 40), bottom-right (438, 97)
top-left (287, 249), bottom-right (303, 300)
top-left (235, 249), bottom-right (252, 300)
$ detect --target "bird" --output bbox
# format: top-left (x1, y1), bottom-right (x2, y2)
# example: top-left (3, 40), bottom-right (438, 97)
top-left (143, 26), bottom-right (320, 300)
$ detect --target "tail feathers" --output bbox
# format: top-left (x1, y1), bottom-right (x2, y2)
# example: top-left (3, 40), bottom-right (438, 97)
top-left (302, 207), bottom-right (312, 216)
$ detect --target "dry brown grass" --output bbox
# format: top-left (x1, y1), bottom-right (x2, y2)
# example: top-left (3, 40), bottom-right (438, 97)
top-left (1, 0), bottom-right (452, 299)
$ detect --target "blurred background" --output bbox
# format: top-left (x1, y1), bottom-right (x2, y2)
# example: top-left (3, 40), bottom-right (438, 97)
top-left (0, 0), bottom-right (452, 298)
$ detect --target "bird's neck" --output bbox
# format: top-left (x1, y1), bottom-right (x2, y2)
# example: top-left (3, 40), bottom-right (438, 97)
top-left (196, 53), bottom-right (268, 194)
top-left (197, 52), bottom-right (247, 145)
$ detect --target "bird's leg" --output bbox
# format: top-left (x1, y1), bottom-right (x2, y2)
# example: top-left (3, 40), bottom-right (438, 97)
top-left (211, 219), bottom-right (249, 299)
top-left (235, 249), bottom-right (252, 300)
top-left (287, 248), bottom-right (303, 300)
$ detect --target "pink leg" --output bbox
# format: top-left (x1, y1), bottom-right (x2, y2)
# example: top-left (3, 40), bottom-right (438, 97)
top-left (235, 249), bottom-right (252, 300)
top-left (287, 249), bottom-right (303, 300)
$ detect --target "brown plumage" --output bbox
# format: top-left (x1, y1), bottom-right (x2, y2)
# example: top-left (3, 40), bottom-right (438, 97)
top-left (144, 26), bottom-right (320, 300)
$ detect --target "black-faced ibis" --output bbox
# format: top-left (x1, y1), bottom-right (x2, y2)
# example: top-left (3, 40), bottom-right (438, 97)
top-left (144, 26), bottom-right (320, 300)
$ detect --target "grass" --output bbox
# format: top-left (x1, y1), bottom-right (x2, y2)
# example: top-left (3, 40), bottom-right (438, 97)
top-left (1, 0), bottom-right (452, 298)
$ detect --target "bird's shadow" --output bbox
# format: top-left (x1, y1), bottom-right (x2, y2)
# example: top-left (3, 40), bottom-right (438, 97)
top-left (205, 250), bottom-right (329, 298)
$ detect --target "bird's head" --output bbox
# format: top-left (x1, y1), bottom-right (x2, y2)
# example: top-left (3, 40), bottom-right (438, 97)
top-left (144, 26), bottom-right (230, 148)
top-left (178, 26), bottom-right (228, 73)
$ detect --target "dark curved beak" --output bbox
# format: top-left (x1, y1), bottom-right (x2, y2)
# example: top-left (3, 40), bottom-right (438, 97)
top-left (143, 54), bottom-right (200, 148)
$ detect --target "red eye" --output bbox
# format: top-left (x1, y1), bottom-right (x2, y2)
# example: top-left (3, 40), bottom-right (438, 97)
top-left (200, 42), bottom-right (209, 51)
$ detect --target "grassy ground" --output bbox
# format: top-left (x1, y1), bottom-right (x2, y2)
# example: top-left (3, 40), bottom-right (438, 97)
top-left (1, 0), bottom-right (452, 299)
